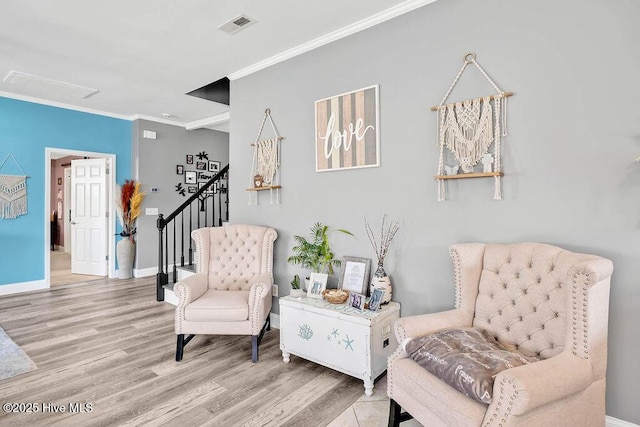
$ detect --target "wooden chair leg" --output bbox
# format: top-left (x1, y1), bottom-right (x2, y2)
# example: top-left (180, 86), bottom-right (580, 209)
top-left (176, 334), bottom-right (184, 362)
top-left (388, 399), bottom-right (413, 426)
top-left (251, 335), bottom-right (259, 363)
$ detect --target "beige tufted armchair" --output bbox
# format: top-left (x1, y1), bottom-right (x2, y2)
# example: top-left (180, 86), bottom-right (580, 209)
top-left (388, 242), bottom-right (613, 427)
top-left (174, 224), bottom-right (277, 363)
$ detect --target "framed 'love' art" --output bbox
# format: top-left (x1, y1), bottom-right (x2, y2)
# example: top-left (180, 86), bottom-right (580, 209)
top-left (315, 85), bottom-right (380, 172)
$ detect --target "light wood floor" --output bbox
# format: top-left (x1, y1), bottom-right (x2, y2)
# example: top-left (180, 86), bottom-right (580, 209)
top-left (49, 250), bottom-right (102, 287)
top-left (0, 276), bottom-right (364, 426)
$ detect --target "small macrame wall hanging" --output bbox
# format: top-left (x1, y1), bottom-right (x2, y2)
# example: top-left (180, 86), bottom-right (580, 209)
top-left (247, 108), bottom-right (284, 205)
top-left (433, 53), bottom-right (513, 201)
top-left (0, 153), bottom-right (29, 219)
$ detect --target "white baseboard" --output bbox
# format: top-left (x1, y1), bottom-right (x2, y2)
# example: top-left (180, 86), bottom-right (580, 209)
top-left (0, 280), bottom-right (48, 296)
top-left (133, 266), bottom-right (158, 278)
top-left (606, 416), bottom-right (638, 427)
top-left (270, 313), bottom-right (280, 329)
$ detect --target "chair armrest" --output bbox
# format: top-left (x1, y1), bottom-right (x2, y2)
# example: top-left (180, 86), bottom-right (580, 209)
top-left (394, 308), bottom-right (473, 343)
top-left (174, 273), bottom-right (208, 307)
top-left (488, 351), bottom-right (593, 417)
top-left (248, 273), bottom-right (273, 334)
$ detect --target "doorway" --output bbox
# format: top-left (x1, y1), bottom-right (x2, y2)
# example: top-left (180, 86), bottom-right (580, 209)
top-left (44, 148), bottom-right (117, 287)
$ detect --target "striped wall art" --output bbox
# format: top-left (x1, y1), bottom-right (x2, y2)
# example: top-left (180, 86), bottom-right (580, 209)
top-left (315, 85), bottom-right (379, 172)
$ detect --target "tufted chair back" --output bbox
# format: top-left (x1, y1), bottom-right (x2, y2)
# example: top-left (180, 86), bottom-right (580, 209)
top-left (471, 243), bottom-right (609, 361)
top-left (192, 224), bottom-right (276, 291)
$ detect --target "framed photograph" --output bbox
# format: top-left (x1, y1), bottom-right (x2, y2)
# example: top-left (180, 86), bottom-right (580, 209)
top-left (196, 161), bottom-right (207, 171)
top-left (187, 186), bottom-right (197, 194)
top-left (186, 154), bottom-right (193, 164)
top-left (185, 171), bottom-right (197, 184)
top-left (338, 256), bottom-right (371, 295)
top-left (198, 172), bottom-right (213, 182)
top-left (57, 177), bottom-right (62, 185)
top-left (208, 160), bottom-right (221, 173)
top-left (368, 288), bottom-right (385, 312)
top-left (315, 84), bottom-right (380, 172)
top-left (348, 292), bottom-right (365, 311)
top-left (307, 273), bottom-right (328, 299)
top-left (176, 165), bottom-right (184, 175)
top-left (198, 182), bottom-right (213, 194)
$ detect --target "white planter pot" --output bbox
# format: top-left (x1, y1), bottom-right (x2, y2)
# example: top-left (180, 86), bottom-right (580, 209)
top-left (116, 238), bottom-right (135, 279)
top-left (289, 288), bottom-right (304, 298)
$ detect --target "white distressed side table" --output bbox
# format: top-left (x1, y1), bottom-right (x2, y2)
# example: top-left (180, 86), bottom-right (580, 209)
top-left (279, 295), bottom-right (400, 396)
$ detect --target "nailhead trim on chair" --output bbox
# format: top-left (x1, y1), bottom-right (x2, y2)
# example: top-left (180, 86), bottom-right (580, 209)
top-left (571, 271), bottom-right (591, 359)
top-left (386, 342), bottom-right (407, 399)
top-left (449, 247), bottom-right (463, 309)
top-left (483, 378), bottom-right (518, 427)
top-left (250, 283), bottom-right (265, 335)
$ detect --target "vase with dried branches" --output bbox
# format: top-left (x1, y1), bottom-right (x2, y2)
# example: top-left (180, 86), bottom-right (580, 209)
top-left (115, 180), bottom-right (146, 279)
top-left (365, 215), bottom-right (399, 304)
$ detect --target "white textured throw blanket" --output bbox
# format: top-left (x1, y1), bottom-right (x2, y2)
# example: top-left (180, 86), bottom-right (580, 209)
top-left (0, 174), bottom-right (28, 219)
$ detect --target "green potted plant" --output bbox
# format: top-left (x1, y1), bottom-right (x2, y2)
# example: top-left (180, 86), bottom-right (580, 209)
top-left (287, 222), bottom-right (354, 287)
top-left (290, 274), bottom-right (303, 298)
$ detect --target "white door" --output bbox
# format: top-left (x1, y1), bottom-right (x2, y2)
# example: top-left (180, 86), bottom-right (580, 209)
top-left (63, 167), bottom-right (71, 253)
top-left (71, 158), bottom-right (108, 276)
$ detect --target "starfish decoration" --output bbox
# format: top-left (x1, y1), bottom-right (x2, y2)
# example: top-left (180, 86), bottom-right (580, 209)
top-left (175, 183), bottom-right (185, 196)
top-left (342, 335), bottom-right (354, 351)
top-left (331, 328), bottom-right (339, 338)
top-left (196, 151), bottom-right (208, 161)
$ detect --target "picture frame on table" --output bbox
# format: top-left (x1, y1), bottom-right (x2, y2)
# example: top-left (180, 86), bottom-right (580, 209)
top-left (176, 165), bottom-right (184, 175)
top-left (348, 292), bottom-right (365, 311)
top-left (208, 160), bottom-right (221, 173)
top-left (186, 154), bottom-right (194, 164)
top-left (338, 256), bottom-right (371, 296)
top-left (185, 171), bottom-right (197, 184)
top-left (307, 273), bottom-right (328, 299)
top-left (367, 288), bottom-right (385, 312)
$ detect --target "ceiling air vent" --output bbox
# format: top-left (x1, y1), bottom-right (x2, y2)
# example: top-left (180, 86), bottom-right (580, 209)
top-left (3, 71), bottom-right (99, 100)
top-left (218, 14), bottom-right (256, 35)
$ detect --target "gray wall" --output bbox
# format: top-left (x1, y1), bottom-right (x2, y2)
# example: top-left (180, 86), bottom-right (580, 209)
top-left (134, 119), bottom-right (229, 270)
top-left (229, 0), bottom-right (640, 422)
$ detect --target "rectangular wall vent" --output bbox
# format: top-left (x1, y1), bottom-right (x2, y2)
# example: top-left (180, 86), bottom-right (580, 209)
top-left (218, 14), bottom-right (256, 35)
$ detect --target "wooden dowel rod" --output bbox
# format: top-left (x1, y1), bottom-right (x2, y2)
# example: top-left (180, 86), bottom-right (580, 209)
top-left (431, 92), bottom-right (514, 111)
top-left (250, 137), bottom-right (284, 146)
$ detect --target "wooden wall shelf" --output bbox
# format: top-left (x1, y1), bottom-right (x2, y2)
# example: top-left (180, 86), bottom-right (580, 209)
top-left (434, 172), bottom-right (503, 180)
top-left (245, 185), bottom-right (282, 192)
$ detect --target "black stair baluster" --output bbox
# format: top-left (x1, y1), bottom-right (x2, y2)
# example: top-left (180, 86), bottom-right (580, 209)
top-left (188, 203), bottom-right (193, 266)
top-left (172, 220), bottom-right (177, 284)
top-left (156, 214), bottom-right (167, 301)
top-left (180, 211), bottom-right (185, 267)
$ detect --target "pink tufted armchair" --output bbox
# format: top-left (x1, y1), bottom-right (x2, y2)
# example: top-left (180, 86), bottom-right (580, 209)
top-left (174, 224), bottom-right (277, 363)
top-left (388, 242), bottom-right (613, 427)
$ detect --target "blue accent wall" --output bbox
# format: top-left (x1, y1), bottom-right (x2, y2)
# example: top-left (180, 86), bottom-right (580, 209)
top-left (0, 97), bottom-right (131, 286)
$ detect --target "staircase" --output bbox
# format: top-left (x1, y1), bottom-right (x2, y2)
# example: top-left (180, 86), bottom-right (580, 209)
top-left (156, 165), bottom-right (229, 302)
top-left (162, 264), bottom-right (197, 305)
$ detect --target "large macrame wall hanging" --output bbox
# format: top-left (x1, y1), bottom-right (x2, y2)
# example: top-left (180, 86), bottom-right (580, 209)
top-left (433, 53), bottom-right (513, 201)
top-left (247, 108), bottom-right (284, 205)
top-left (0, 153), bottom-right (29, 219)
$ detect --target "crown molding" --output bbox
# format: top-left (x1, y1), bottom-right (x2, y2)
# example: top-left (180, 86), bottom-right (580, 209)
top-left (228, 0), bottom-right (439, 81)
top-left (184, 111), bottom-right (231, 130)
top-left (129, 114), bottom-right (186, 127)
top-left (0, 90), bottom-right (130, 120)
